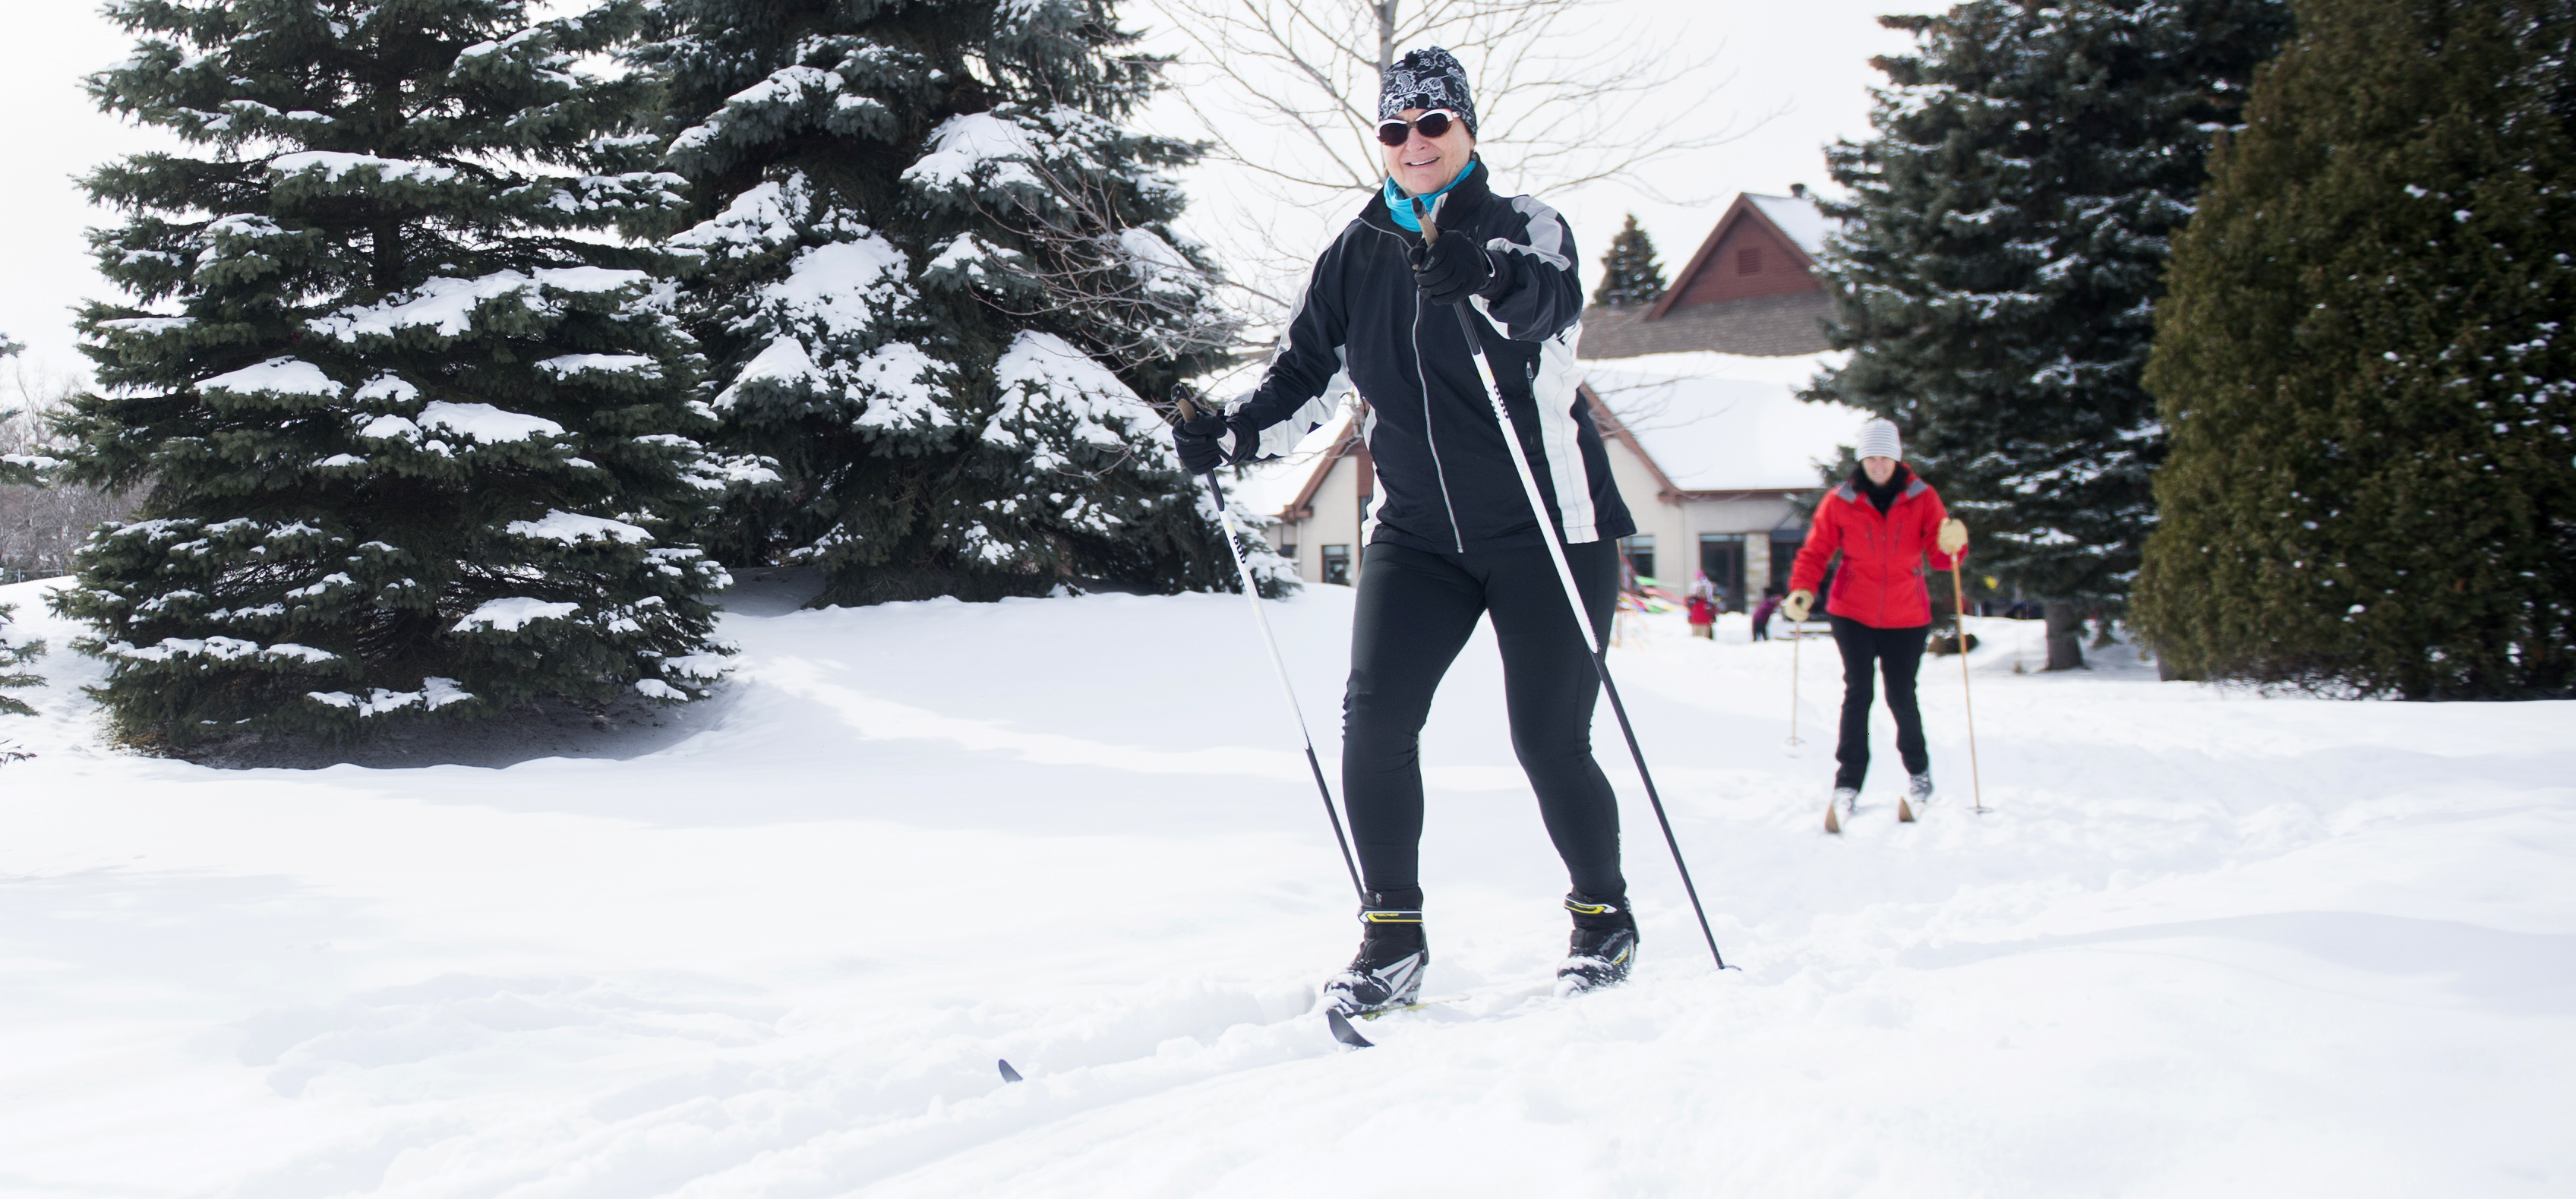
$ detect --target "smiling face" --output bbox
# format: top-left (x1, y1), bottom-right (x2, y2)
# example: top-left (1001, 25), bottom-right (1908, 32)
top-left (1862, 456), bottom-right (1899, 485)
top-left (1381, 108), bottom-right (1474, 197)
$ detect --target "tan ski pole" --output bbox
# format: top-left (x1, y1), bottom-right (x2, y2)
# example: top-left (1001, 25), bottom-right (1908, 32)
top-left (1788, 614), bottom-right (1802, 749)
top-left (1791, 608), bottom-right (1840, 833)
top-left (1950, 563), bottom-right (1987, 815)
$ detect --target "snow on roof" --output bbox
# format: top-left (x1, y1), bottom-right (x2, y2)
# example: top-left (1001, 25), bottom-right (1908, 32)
top-left (1746, 194), bottom-right (1833, 258)
top-left (1580, 351), bottom-right (1869, 492)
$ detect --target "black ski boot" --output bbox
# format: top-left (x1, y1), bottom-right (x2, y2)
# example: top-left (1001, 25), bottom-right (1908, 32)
top-left (1321, 889), bottom-right (1427, 1017)
top-left (1555, 890), bottom-right (1638, 995)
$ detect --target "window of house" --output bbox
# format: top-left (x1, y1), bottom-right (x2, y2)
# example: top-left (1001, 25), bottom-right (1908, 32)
top-left (1619, 534), bottom-right (1656, 585)
top-left (1699, 533), bottom-right (1746, 610)
top-left (1280, 541), bottom-right (1298, 566)
top-left (1771, 532), bottom-right (1806, 596)
top-left (1321, 544), bottom-right (1352, 586)
top-left (1736, 246), bottom-right (1762, 275)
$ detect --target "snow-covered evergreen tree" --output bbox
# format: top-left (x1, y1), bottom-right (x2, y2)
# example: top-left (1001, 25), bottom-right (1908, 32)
top-left (0, 329), bottom-right (44, 718)
top-left (55, 0), bottom-right (733, 745)
top-left (635, 0), bottom-right (1270, 605)
top-left (0, 332), bottom-right (42, 489)
top-left (1804, 0), bottom-right (2290, 668)
top-left (0, 600), bottom-right (41, 719)
top-left (1592, 213), bottom-right (1668, 309)
top-left (2136, 0), bottom-right (2576, 697)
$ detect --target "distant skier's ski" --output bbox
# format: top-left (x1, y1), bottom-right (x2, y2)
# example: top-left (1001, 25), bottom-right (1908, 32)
top-left (1826, 789), bottom-right (1915, 832)
top-left (1326, 1009), bottom-right (1374, 1048)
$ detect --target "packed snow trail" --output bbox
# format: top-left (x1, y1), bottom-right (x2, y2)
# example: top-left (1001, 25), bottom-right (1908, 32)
top-left (0, 575), bottom-right (2570, 1197)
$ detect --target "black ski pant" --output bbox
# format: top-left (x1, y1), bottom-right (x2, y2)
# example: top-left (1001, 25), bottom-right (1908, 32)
top-left (1342, 539), bottom-right (1624, 901)
top-left (1829, 614), bottom-right (1931, 790)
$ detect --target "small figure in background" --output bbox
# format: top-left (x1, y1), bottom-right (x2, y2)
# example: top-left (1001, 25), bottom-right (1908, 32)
top-left (1750, 587), bottom-right (1782, 642)
top-left (1686, 571), bottom-right (1716, 639)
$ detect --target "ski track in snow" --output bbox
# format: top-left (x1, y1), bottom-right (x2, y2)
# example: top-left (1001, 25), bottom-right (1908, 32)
top-left (0, 577), bottom-right (2570, 1197)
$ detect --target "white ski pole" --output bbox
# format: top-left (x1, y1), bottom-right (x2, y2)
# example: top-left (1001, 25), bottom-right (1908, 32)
top-left (1173, 390), bottom-right (1368, 902)
top-left (1415, 201), bottom-right (1728, 970)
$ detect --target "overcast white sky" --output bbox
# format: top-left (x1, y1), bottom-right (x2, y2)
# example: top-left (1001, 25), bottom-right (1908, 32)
top-left (0, 1), bottom-right (1927, 389)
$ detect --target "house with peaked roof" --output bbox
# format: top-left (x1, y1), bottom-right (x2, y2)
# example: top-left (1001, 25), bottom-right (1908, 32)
top-left (1578, 188), bottom-right (1836, 360)
top-left (1259, 191), bottom-right (1869, 607)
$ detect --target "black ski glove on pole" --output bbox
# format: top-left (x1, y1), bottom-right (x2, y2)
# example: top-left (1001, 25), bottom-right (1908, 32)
top-left (1173, 408), bottom-right (1260, 473)
top-left (1410, 232), bottom-right (1511, 306)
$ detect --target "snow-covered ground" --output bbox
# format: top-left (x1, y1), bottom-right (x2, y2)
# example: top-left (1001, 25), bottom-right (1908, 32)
top-left (2, 573), bottom-right (2570, 1197)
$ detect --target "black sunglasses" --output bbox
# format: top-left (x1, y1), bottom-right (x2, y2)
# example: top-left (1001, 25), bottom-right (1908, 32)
top-left (1376, 109), bottom-right (1462, 146)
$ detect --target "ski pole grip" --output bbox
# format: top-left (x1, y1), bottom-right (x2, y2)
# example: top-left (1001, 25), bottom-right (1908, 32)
top-left (1411, 197), bottom-right (1438, 244)
top-left (1171, 383), bottom-right (1200, 421)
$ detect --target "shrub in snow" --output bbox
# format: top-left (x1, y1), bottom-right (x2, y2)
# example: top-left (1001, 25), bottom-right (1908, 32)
top-left (2137, 0), bottom-right (2576, 698)
top-left (1804, 0), bottom-right (2290, 668)
top-left (54, 1), bottom-right (734, 745)
top-left (633, 0), bottom-right (1266, 604)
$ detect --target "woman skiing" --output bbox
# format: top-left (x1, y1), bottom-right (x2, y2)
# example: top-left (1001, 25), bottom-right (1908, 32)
top-left (1782, 418), bottom-right (1971, 816)
top-left (1173, 48), bottom-right (1638, 1014)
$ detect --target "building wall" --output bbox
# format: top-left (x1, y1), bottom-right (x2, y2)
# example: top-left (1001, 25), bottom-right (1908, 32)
top-left (1599, 432), bottom-right (1818, 607)
top-left (1277, 437), bottom-right (1815, 597)
top-left (1598, 433), bottom-right (1677, 581)
top-left (1269, 450), bottom-right (1373, 585)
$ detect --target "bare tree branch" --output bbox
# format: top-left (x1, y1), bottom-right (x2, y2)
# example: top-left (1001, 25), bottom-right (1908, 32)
top-left (1144, 0), bottom-right (1764, 333)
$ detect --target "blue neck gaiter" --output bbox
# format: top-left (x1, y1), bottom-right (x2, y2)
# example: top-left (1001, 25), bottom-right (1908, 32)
top-left (1384, 159), bottom-right (1478, 232)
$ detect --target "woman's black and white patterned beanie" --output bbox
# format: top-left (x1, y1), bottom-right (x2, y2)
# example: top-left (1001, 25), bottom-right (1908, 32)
top-left (1380, 46), bottom-right (1477, 136)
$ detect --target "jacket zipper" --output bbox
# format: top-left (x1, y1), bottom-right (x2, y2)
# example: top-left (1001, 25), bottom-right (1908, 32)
top-left (1375, 219), bottom-right (1467, 554)
top-left (1414, 294), bottom-right (1466, 552)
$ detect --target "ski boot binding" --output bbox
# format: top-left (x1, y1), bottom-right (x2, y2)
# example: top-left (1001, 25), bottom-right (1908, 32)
top-left (1321, 890), bottom-right (1426, 1017)
top-left (1556, 891), bottom-right (1638, 995)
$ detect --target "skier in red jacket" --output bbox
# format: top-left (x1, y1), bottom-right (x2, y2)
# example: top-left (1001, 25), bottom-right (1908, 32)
top-left (1782, 418), bottom-right (1970, 816)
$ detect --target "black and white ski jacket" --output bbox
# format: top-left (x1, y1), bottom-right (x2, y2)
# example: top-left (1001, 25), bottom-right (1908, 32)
top-left (1226, 162), bottom-right (1634, 556)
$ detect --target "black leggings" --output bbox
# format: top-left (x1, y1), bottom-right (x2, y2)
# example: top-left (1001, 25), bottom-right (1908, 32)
top-left (1342, 539), bottom-right (1624, 899)
top-left (1829, 614), bottom-right (1931, 790)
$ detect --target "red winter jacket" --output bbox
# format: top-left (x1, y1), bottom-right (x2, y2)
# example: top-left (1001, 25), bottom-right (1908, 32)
top-left (1788, 467), bottom-right (1962, 629)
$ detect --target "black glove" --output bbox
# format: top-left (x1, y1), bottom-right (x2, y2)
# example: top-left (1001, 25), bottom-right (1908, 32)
top-left (1410, 232), bottom-right (1510, 307)
top-left (1173, 408), bottom-right (1258, 474)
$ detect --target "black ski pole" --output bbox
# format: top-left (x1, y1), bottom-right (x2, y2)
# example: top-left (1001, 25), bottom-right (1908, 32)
top-left (1413, 200), bottom-right (1731, 970)
top-left (1174, 389), bottom-right (1368, 904)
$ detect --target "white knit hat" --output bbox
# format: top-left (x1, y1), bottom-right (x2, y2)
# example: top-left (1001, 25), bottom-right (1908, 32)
top-left (1855, 418), bottom-right (1902, 461)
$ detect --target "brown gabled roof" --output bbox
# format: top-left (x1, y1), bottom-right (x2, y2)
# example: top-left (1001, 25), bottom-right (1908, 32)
top-left (1642, 193), bottom-right (1823, 323)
